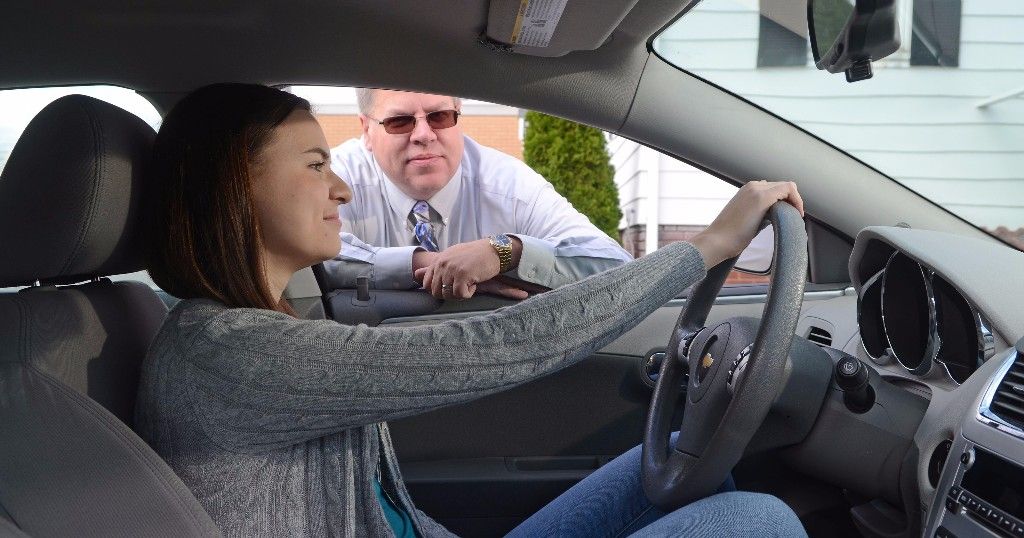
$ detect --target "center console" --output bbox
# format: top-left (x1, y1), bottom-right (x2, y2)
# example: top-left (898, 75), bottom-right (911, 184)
top-left (927, 346), bottom-right (1024, 537)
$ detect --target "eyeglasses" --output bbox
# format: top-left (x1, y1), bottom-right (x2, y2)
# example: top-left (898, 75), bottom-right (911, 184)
top-left (366, 109), bottom-right (460, 135)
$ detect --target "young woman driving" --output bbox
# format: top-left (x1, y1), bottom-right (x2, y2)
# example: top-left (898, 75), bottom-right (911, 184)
top-left (136, 83), bottom-right (808, 538)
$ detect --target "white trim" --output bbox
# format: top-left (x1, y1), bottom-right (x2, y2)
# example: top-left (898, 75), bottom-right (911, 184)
top-left (460, 102), bottom-right (520, 116)
top-left (976, 85), bottom-right (1024, 109)
top-left (641, 146), bottom-right (660, 255)
top-left (312, 103), bottom-right (362, 115)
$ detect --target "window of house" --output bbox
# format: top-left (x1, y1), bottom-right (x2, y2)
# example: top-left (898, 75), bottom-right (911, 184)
top-left (757, 16), bottom-right (808, 67)
top-left (910, 0), bottom-right (961, 66)
top-left (757, 0), bottom-right (809, 67)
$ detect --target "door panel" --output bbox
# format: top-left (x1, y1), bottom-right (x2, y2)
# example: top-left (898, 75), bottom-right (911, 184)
top-left (396, 353), bottom-right (647, 535)
top-left (388, 289), bottom-right (847, 536)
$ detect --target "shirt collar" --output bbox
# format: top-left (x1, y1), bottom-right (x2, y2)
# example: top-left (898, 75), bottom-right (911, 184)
top-left (380, 169), bottom-right (417, 223)
top-left (427, 164), bottom-right (462, 225)
top-left (379, 163), bottom-right (462, 226)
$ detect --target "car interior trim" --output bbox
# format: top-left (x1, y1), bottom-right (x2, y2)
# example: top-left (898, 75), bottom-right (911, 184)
top-left (977, 351), bottom-right (1024, 442)
top-left (880, 252), bottom-right (940, 376)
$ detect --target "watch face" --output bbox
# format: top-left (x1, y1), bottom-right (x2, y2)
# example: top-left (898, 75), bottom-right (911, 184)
top-left (493, 234), bottom-right (512, 247)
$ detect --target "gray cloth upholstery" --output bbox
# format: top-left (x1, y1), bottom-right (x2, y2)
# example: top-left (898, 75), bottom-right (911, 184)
top-left (0, 514), bottom-right (29, 538)
top-left (0, 95), bottom-right (220, 536)
top-left (2, 281), bottom-right (168, 424)
top-left (0, 286), bottom-right (219, 536)
top-left (0, 95), bottom-right (154, 287)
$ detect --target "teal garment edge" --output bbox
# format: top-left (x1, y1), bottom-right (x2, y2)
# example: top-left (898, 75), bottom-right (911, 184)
top-left (374, 477), bottom-right (418, 538)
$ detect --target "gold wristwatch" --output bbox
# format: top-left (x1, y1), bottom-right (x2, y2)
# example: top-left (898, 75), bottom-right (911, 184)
top-left (488, 234), bottom-right (514, 273)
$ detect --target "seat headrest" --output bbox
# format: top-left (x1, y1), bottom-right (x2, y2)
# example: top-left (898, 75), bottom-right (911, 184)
top-left (0, 95), bottom-right (156, 286)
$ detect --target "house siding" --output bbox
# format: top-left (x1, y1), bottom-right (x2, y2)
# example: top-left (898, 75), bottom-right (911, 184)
top-left (621, 0), bottom-right (1024, 233)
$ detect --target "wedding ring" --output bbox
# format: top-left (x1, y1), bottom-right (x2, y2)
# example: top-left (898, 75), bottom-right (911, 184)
top-left (442, 284), bottom-right (453, 291)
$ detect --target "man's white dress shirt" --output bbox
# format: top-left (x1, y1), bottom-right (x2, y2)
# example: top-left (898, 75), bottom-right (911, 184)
top-left (326, 136), bottom-right (632, 290)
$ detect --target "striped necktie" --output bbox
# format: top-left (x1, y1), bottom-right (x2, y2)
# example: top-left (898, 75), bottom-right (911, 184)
top-left (411, 200), bottom-right (439, 252)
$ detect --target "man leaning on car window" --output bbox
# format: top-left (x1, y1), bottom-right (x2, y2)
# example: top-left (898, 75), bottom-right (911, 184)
top-left (324, 88), bottom-right (632, 299)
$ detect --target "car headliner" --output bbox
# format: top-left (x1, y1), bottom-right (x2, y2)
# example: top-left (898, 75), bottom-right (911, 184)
top-left (1, 0), bottom-right (684, 131)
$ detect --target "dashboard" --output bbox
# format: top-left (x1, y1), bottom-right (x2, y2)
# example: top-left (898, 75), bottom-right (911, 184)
top-left (855, 241), bottom-right (995, 385)
top-left (800, 226), bottom-right (1024, 537)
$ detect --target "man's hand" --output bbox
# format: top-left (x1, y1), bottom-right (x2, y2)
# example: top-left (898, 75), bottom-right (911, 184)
top-left (474, 278), bottom-right (531, 300)
top-left (414, 238), bottom-right (527, 300)
top-left (412, 249), bottom-right (440, 272)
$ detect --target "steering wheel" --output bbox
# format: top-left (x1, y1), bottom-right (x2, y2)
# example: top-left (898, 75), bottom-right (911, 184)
top-left (641, 201), bottom-right (808, 510)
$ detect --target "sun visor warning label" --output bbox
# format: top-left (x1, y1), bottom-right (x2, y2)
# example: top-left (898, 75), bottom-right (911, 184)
top-left (510, 0), bottom-right (568, 48)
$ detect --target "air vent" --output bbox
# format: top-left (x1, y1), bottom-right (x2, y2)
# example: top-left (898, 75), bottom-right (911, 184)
top-left (990, 353), bottom-right (1024, 430)
top-left (807, 326), bottom-right (833, 348)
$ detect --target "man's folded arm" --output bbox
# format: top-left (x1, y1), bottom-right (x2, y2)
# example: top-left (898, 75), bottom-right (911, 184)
top-left (323, 232), bottom-right (421, 290)
top-left (505, 234), bottom-right (633, 289)
top-left (503, 180), bottom-right (634, 289)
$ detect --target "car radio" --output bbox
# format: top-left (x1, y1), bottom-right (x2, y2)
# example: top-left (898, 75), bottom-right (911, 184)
top-left (939, 446), bottom-right (1024, 537)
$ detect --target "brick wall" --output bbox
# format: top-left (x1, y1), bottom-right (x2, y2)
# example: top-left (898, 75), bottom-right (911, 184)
top-left (317, 115), bottom-right (363, 149)
top-left (621, 224), bottom-right (770, 285)
top-left (315, 114), bottom-right (523, 160)
top-left (620, 225), bottom-right (646, 259)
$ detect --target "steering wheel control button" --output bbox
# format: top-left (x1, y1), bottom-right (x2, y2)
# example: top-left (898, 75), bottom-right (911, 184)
top-left (726, 344), bottom-right (753, 394)
top-left (948, 486), bottom-right (961, 499)
top-left (944, 497), bottom-right (960, 514)
top-left (835, 356), bottom-right (875, 413)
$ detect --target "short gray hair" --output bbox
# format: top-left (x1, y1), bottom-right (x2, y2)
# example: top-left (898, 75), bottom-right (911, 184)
top-left (355, 88), bottom-right (462, 115)
top-left (355, 88), bottom-right (376, 115)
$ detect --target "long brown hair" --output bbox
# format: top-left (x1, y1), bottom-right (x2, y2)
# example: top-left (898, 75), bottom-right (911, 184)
top-left (146, 83), bottom-right (310, 313)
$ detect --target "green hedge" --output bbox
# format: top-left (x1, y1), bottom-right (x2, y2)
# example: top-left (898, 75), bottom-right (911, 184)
top-left (522, 111), bottom-right (623, 242)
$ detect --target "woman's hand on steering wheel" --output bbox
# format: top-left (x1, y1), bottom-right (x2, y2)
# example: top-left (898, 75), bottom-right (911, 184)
top-left (691, 180), bottom-right (804, 268)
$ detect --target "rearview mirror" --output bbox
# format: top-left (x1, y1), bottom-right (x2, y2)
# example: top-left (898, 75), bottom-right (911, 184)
top-left (808, 0), bottom-right (900, 82)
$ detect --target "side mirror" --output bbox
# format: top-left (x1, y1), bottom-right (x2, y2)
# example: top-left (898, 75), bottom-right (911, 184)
top-left (808, 0), bottom-right (900, 82)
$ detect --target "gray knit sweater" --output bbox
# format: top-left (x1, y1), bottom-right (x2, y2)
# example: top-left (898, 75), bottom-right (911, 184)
top-left (135, 241), bottom-right (706, 537)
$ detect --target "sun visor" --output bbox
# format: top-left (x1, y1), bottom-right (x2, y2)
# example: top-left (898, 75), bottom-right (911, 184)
top-left (485, 0), bottom-right (639, 57)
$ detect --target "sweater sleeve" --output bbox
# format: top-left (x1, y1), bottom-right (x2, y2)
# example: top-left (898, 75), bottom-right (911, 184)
top-left (183, 241), bottom-right (706, 452)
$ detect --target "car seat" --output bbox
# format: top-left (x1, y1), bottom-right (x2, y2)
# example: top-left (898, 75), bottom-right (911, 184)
top-left (0, 95), bottom-right (220, 536)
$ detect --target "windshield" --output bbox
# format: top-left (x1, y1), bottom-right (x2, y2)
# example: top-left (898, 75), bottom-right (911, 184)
top-left (655, 0), bottom-right (1024, 250)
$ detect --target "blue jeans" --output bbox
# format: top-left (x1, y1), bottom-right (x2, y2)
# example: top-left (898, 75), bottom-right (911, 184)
top-left (506, 433), bottom-right (807, 538)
